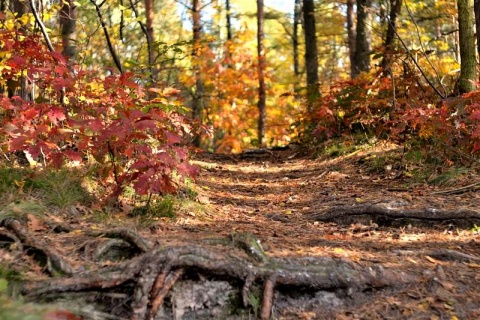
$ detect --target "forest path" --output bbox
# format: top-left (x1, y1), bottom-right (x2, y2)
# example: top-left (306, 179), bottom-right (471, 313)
top-left (184, 144), bottom-right (480, 318)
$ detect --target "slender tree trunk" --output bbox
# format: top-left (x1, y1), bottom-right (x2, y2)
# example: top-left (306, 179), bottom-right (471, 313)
top-left (457, 0), bottom-right (476, 93)
top-left (257, 0), bottom-right (266, 148)
top-left (380, 0), bottom-right (402, 76)
top-left (192, 0), bottom-right (205, 147)
top-left (302, 0), bottom-right (319, 106)
top-left (225, 0), bottom-right (232, 41)
top-left (293, 0), bottom-right (301, 84)
top-left (90, 0), bottom-right (123, 73)
top-left (8, 0), bottom-right (30, 100)
top-left (59, 0), bottom-right (77, 61)
top-left (346, 0), bottom-right (356, 79)
top-left (353, 0), bottom-right (372, 77)
top-left (10, 0), bottom-right (28, 16)
top-left (145, 0), bottom-right (155, 67)
top-left (474, 0), bottom-right (480, 70)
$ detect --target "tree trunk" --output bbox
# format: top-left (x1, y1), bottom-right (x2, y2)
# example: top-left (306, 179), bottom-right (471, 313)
top-left (225, 0), bottom-right (232, 41)
top-left (457, 0), bottom-right (476, 93)
top-left (475, 0), bottom-right (480, 61)
top-left (346, 0), bottom-right (356, 79)
top-left (192, 0), bottom-right (205, 147)
top-left (302, 0), bottom-right (319, 106)
top-left (145, 0), bottom-right (155, 67)
top-left (352, 0), bottom-right (372, 78)
top-left (380, 0), bottom-right (402, 76)
top-left (293, 0), bottom-right (302, 88)
top-left (257, 0), bottom-right (266, 148)
top-left (8, 0), bottom-right (30, 100)
top-left (59, 0), bottom-right (77, 61)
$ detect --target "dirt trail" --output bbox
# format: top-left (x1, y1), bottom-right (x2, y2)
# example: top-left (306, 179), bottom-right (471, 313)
top-left (188, 146), bottom-right (480, 318)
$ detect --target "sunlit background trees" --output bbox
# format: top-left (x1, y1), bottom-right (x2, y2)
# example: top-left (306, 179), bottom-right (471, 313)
top-left (1, 0), bottom-right (479, 157)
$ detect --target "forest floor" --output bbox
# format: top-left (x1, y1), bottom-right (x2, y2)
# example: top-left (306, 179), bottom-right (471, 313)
top-left (190, 143), bottom-right (480, 319)
top-left (1, 141), bottom-right (480, 319)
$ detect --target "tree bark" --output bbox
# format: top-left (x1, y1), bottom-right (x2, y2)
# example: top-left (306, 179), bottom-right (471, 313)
top-left (380, 0), bottom-right (402, 76)
top-left (59, 0), bottom-right (77, 61)
top-left (145, 0), bottom-right (155, 67)
top-left (475, 0), bottom-right (480, 61)
top-left (346, 0), bottom-right (356, 79)
top-left (257, 0), bottom-right (267, 147)
top-left (225, 0), bottom-right (232, 41)
top-left (352, 0), bottom-right (372, 78)
top-left (293, 0), bottom-right (302, 87)
top-left (457, 0), bottom-right (476, 93)
top-left (90, 0), bottom-right (123, 73)
top-left (192, 0), bottom-right (205, 147)
top-left (302, 0), bottom-right (319, 106)
top-left (8, 0), bottom-right (30, 100)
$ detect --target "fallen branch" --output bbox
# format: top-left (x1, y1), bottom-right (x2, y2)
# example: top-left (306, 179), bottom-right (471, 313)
top-left (431, 181), bottom-right (480, 195)
top-left (311, 203), bottom-right (480, 227)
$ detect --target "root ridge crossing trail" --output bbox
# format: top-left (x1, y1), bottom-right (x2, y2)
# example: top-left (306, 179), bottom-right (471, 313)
top-left (2, 147), bottom-right (480, 319)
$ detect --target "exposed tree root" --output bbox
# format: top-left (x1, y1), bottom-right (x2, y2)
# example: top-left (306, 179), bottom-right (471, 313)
top-left (0, 218), bottom-right (75, 275)
top-left (19, 243), bottom-right (425, 319)
top-left (149, 268), bottom-right (184, 319)
top-left (311, 202), bottom-right (480, 227)
top-left (0, 228), bottom-right (23, 251)
top-left (1, 218), bottom-right (433, 319)
top-left (260, 274), bottom-right (276, 320)
top-left (87, 229), bottom-right (152, 253)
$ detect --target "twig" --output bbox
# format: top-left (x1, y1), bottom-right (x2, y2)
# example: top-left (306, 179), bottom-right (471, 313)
top-left (431, 180), bottom-right (480, 195)
top-left (404, 2), bottom-right (448, 97)
top-left (90, 0), bottom-right (123, 73)
top-left (391, 22), bottom-right (445, 99)
top-left (29, 0), bottom-right (54, 52)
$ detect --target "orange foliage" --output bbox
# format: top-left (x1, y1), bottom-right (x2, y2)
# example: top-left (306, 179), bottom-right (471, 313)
top-left (179, 30), bottom-right (299, 153)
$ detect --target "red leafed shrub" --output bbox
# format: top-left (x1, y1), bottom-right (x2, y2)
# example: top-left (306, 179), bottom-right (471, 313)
top-left (0, 31), bottom-right (198, 198)
top-left (306, 70), bottom-right (439, 143)
top-left (305, 65), bottom-right (480, 164)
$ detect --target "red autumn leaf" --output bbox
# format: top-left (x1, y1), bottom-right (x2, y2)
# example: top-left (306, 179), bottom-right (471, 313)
top-left (10, 55), bottom-right (26, 67)
top-left (54, 65), bottom-right (70, 76)
top-left (133, 168), bottom-right (155, 195)
top-left (23, 108), bottom-right (39, 120)
top-left (177, 161), bottom-right (199, 178)
top-left (53, 77), bottom-right (69, 91)
top-left (1, 97), bottom-right (14, 109)
top-left (134, 118), bottom-right (156, 131)
top-left (88, 119), bottom-right (104, 132)
top-left (165, 132), bottom-right (183, 144)
top-left (9, 137), bottom-right (28, 151)
top-left (64, 150), bottom-right (83, 162)
top-left (49, 51), bottom-right (67, 63)
top-left (47, 107), bottom-right (66, 124)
